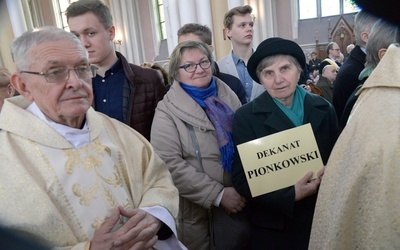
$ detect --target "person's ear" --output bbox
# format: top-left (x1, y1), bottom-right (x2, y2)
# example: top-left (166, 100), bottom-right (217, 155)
top-left (6, 84), bottom-right (15, 97)
top-left (360, 31), bottom-right (369, 44)
top-left (109, 25), bottom-right (116, 41)
top-left (208, 44), bottom-right (215, 53)
top-left (378, 48), bottom-right (387, 60)
top-left (11, 73), bottom-right (33, 102)
top-left (224, 28), bottom-right (231, 40)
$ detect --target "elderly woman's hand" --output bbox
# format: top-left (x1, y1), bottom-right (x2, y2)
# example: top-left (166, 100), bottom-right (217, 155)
top-left (294, 171), bottom-right (321, 202)
top-left (220, 187), bottom-right (247, 214)
top-left (317, 165), bottom-right (326, 180)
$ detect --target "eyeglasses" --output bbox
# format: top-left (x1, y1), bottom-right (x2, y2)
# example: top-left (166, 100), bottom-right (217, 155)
top-left (20, 65), bottom-right (98, 83)
top-left (331, 48), bottom-right (340, 51)
top-left (179, 59), bottom-right (211, 73)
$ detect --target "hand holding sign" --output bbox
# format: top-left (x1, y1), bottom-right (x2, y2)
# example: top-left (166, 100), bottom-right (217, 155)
top-left (294, 171), bottom-right (321, 201)
top-left (237, 123), bottom-right (324, 197)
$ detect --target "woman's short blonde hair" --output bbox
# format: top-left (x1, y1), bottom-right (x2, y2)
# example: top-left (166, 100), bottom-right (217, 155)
top-left (168, 40), bottom-right (213, 84)
top-left (0, 67), bottom-right (11, 88)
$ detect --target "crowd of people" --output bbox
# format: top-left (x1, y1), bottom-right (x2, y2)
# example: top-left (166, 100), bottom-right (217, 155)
top-left (0, 0), bottom-right (399, 249)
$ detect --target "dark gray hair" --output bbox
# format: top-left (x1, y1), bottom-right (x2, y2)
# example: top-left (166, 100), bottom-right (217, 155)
top-left (11, 26), bottom-right (86, 71)
top-left (168, 41), bottom-right (213, 84)
top-left (354, 10), bottom-right (379, 47)
top-left (365, 18), bottom-right (400, 68)
top-left (0, 67), bottom-right (11, 88)
top-left (325, 42), bottom-right (337, 55)
top-left (66, 0), bottom-right (113, 29)
top-left (177, 23), bottom-right (212, 45)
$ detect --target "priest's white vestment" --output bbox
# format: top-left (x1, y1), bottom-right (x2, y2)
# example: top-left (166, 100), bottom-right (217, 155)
top-left (309, 44), bottom-right (400, 249)
top-left (0, 96), bottom-right (180, 249)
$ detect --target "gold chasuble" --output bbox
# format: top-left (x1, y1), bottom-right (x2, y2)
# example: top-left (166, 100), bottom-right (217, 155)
top-left (309, 44), bottom-right (400, 249)
top-left (0, 96), bottom-right (178, 249)
top-left (39, 138), bottom-right (134, 237)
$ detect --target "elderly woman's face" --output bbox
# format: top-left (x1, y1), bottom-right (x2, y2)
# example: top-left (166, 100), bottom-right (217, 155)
top-left (176, 48), bottom-right (212, 88)
top-left (259, 56), bottom-right (301, 102)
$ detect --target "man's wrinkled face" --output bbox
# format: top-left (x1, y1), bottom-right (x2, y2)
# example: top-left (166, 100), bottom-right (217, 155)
top-left (16, 40), bottom-right (93, 127)
top-left (322, 65), bottom-right (338, 83)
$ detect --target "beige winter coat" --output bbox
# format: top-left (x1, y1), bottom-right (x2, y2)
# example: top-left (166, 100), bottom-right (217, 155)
top-left (151, 77), bottom-right (241, 250)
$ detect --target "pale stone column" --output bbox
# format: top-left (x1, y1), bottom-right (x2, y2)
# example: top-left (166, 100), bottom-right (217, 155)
top-left (244, 0), bottom-right (276, 47)
top-left (291, 0), bottom-right (298, 39)
top-left (109, 0), bottom-right (145, 64)
top-left (247, 0), bottom-right (261, 46)
top-left (195, 0), bottom-right (213, 37)
top-left (178, 0), bottom-right (197, 24)
top-left (164, 0), bottom-right (180, 55)
top-left (1, 1), bottom-right (16, 71)
top-left (211, 0), bottom-right (231, 61)
top-left (5, 0), bottom-right (27, 37)
top-left (162, 0), bottom-right (276, 60)
top-left (227, 0), bottom-right (244, 10)
top-left (164, 0), bottom-right (213, 56)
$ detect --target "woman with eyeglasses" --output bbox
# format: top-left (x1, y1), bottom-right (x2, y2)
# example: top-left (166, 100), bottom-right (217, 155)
top-left (150, 40), bottom-right (249, 250)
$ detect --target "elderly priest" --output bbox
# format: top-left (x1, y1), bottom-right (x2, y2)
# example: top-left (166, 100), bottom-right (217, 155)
top-left (0, 26), bottom-right (184, 250)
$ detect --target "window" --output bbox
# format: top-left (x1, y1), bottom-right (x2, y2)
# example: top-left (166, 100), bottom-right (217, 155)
top-left (156, 0), bottom-right (166, 40)
top-left (321, 0), bottom-right (340, 17)
top-left (343, 0), bottom-right (360, 14)
top-left (299, 0), bottom-right (360, 20)
top-left (53, 0), bottom-right (78, 31)
top-left (299, 0), bottom-right (317, 19)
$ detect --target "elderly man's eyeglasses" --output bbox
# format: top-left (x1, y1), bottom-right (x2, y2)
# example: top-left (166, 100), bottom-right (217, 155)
top-left (179, 59), bottom-right (211, 73)
top-left (20, 65), bottom-right (98, 83)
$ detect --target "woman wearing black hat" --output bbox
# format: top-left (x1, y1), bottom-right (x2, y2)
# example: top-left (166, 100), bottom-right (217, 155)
top-left (231, 37), bottom-right (338, 249)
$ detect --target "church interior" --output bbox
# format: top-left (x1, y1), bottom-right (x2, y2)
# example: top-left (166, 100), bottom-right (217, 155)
top-left (0, 0), bottom-right (359, 72)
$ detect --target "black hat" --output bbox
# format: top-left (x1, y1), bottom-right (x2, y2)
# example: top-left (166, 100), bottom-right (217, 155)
top-left (247, 37), bottom-right (306, 83)
top-left (355, 0), bottom-right (400, 25)
top-left (319, 59), bottom-right (339, 75)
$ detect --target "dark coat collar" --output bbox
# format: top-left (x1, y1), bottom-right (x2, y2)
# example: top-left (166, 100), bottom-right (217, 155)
top-left (348, 45), bottom-right (366, 66)
top-left (251, 91), bottom-right (329, 132)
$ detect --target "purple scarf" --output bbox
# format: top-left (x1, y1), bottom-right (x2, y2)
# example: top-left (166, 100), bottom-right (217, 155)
top-left (204, 96), bottom-right (235, 173)
top-left (180, 79), bottom-right (235, 172)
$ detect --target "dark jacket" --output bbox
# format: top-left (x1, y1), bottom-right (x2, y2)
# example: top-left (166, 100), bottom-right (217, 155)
top-left (117, 52), bottom-right (166, 141)
top-left (339, 77), bottom-right (367, 132)
top-left (232, 91), bottom-right (338, 249)
top-left (298, 65), bottom-right (312, 85)
top-left (317, 76), bottom-right (334, 104)
top-left (308, 58), bottom-right (321, 72)
top-left (327, 57), bottom-right (342, 67)
top-left (332, 45), bottom-right (365, 122)
top-left (213, 61), bottom-right (247, 104)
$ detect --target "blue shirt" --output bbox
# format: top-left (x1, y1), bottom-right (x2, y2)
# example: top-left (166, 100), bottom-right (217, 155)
top-left (232, 52), bottom-right (253, 102)
top-left (92, 59), bottom-right (126, 122)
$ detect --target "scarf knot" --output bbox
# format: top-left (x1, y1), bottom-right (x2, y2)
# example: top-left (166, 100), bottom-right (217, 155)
top-left (272, 86), bottom-right (306, 127)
